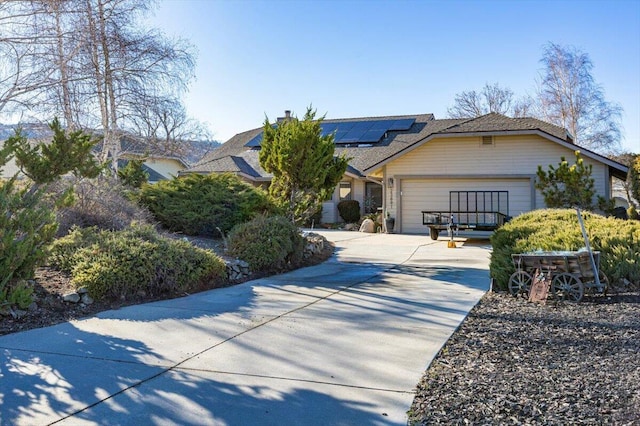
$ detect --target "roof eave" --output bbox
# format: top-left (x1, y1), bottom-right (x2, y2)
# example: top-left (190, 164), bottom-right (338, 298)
top-left (362, 129), bottom-right (628, 177)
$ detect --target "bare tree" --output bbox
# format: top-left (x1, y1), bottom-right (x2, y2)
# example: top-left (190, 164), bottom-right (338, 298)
top-left (537, 42), bottom-right (622, 152)
top-left (127, 95), bottom-right (210, 158)
top-left (1, 0), bottom-right (198, 171)
top-left (0, 2), bottom-right (49, 116)
top-left (447, 82), bottom-right (531, 118)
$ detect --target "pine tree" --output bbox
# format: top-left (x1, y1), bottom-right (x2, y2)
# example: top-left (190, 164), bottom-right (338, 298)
top-left (259, 107), bottom-right (349, 225)
top-left (535, 151), bottom-right (597, 210)
top-left (1, 119), bottom-right (101, 307)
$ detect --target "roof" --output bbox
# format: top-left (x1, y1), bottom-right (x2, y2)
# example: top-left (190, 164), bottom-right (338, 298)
top-left (94, 135), bottom-right (190, 167)
top-left (184, 112), bottom-right (628, 180)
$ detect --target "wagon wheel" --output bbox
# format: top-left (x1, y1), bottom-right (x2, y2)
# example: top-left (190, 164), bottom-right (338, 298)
top-left (551, 273), bottom-right (584, 302)
top-left (508, 271), bottom-right (532, 298)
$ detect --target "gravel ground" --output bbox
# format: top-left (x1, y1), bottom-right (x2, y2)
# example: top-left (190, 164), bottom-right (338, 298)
top-left (409, 290), bottom-right (640, 425)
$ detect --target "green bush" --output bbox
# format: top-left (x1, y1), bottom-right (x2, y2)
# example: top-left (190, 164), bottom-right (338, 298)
top-left (1, 177), bottom-right (58, 287)
top-left (49, 225), bottom-right (227, 300)
top-left (490, 209), bottom-right (640, 290)
top-left (337, 200), bottom-right (361, 223)
top-left (227, 215), bottom-right (304, 272)
top-left (138, 173), bottom-right (277, 236)
top-left (1, 119), bottom-right (100, 309)
top-left (117, 159), bottom-right (149, 188)
top-left (0, 280), bottom-right (34, 310)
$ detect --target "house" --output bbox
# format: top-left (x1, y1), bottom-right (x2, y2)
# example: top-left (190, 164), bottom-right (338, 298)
top-left (1, 124), bottom-right (191, 182)
top-left (107, 136), bottom-right (190, 182)
top-left (185, 112), bottom-right (629, 235)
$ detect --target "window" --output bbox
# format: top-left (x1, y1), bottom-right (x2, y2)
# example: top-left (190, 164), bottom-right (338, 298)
top-left (339, 182), bottom-right (352, 200)
top-left (365, 182), bottom-right (382, 213)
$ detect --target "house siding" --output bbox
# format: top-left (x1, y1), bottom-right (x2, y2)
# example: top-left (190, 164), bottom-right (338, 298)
top-left (383, 134), bottom-right (607, 232)
top-left (144, 158), bottom-right (185, 180)
top-left (399, 177), bottom-right (531, 234)
top-left (323, 177), bottom-right (368, 223)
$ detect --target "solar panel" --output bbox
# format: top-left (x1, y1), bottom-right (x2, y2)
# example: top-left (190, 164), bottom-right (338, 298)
top-left (320, 122), bottom-right (339, 136)
top-left (369, 119), bottom-right (394, 130)
top-left (350, 121), bottom-right (374, 131)
top-left (246, 118), bottom-right (416, 147)
top-left (361, 129), bottom-right (387, 143)
top-left (333, 129), bottom-right (350, 143)
top-left (388, 118), bottom-right (415, 131)
top-left (245, 133), bottom-right (262, 147)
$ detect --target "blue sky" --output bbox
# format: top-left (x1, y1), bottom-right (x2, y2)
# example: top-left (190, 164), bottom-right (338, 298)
top-left (149, 0), bottom-right (640, 153)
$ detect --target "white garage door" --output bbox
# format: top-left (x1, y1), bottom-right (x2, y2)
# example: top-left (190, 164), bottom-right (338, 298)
top-left (400, 178), bottom-right (532, 234)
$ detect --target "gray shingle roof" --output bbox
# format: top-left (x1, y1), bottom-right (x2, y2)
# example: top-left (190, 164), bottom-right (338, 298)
top-left (439, 112), bottom-right (571, 140)
top-left (184, 112), bottom-right (576, 179)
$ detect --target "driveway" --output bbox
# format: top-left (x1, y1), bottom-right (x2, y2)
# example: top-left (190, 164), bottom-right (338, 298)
top-left (0, 231), bottom-right (491, 426)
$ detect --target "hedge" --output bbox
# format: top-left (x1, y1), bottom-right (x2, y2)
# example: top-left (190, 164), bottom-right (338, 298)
top-left (49, 225), bottom-right (227, 300)
top-left (490, 209), bottom-right (640, 291)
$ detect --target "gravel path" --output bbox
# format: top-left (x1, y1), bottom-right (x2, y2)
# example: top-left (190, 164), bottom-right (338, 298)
top-left (409, 290), bottom-right (640, 425)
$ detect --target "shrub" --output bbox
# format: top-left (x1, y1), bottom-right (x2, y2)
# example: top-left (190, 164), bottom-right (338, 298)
top-left (227, 215), bottom-right (304, 272)
top-left (1, 119), bottom-right (101, 309)
top-left (535, 151), bottom-right (597, 209)
top-left (49, 225), bottom-right (227, 300)
top-left (46, 175), bottom-right (154, 236)
top-left (337, 200), bottom-right (361, 223)
top-left (138, 173), bottom-right (277, 236)
top-left (490, 209), bottom-right (640, 291)
top-left (117, 159), bottom-right (149, 188)
top-left (1, 177), bottom-right (58, 286)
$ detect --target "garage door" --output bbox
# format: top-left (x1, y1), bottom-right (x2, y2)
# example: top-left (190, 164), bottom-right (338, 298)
top-left (400, 178), bottom-right (532, 234)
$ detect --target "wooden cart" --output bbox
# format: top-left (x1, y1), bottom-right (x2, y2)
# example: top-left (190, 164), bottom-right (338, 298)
top-left (509, 251), bottom-right (608, 302)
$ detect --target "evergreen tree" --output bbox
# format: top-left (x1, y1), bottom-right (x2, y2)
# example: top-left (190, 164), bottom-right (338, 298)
top-left (118, 159), bottom-right (149, 188)
top-left (259, 107), bottom-right (349, 225)
top-left (535, 151), bottom-right (597, 210)
top-left (1, 119), bottom-right (101, 307)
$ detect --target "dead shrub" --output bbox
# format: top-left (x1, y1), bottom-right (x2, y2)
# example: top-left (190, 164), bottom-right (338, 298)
top-left (45, 175), bottom-right (154, 236)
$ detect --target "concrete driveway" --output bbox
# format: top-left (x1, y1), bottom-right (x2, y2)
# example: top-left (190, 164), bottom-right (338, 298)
top-left (0, 231), bottom-right (491, 426)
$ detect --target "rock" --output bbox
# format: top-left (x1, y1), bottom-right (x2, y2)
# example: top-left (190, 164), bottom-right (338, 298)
top-left (28, 302), bottom-right (38, 312)
top-left (62, 292), bottom-right (81, 303)
top-left (77, 287), bottom-right (89, 294)
top-left (344, 223), bottom-right (357, 231)
top-left (11, 309), bottom-right (27, 319)
top-left (225, 259), bottom-right (251, 281)
top-left (359, 218), bottom-right (375, 233)
top-left (81, 294), bottom-right (94, 305)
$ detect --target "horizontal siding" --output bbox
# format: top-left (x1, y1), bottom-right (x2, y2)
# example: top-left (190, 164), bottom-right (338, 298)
top-left (385, 135), bottom-right (608, 220)
top-left (145, 159), bottom-right (185, 180)
top-left (400, 178), bottom-right (531, 234)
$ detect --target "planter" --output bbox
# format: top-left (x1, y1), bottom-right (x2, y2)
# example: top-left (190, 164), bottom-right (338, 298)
top-left (385, 218), bottom-right (395, 233)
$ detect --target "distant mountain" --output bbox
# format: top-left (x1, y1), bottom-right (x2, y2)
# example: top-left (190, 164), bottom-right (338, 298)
top-left (0, 123), bottom-right (52, 140)
top-left (184, 140), bottom-right (222, 164)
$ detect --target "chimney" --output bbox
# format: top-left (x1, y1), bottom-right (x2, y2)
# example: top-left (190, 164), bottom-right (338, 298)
top-left (277, 110), bottom-right (292, 123)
